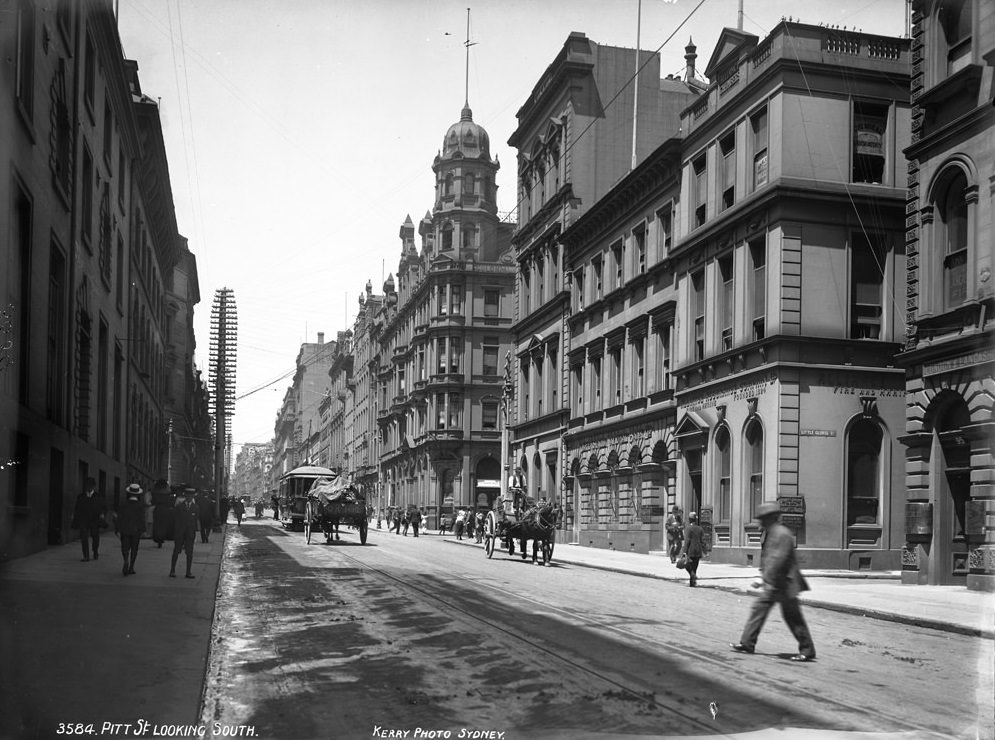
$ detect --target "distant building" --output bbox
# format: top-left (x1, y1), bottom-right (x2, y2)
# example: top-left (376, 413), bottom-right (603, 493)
top-left (231, 443), bottom-right (273, 501)
top-left (899, 0), bottom-right (994, 589)
top-left (347, 283), bottom-right (385, 507)
top-left (376, 101), bottom-right (516, 527)
top-left (326, 331), bottom-right (353, 473)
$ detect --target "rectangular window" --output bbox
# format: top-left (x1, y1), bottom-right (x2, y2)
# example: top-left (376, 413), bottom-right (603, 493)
top-left (720, 131), bottom-right (735, 211)
top-left (47, 244), bottom-right (67, 422)
top-left (482, 338), bottom-right (499, 376)
top-left (436, 392), bottom-right (447, 428)
top-left (437, 337), bottom-right (448, 374)
top-left (81, 146), bottom-right (94, 248)
top-left (634, 227), bottom-right (646, 275)
top-left (575, 271), bottom-right (585, 311)
top-left (522, 269), bottom-right (531, 315)
top-left (850, 234), bottom-right (884, 339)
top-left (484, 289), bottom-right (499, 317)
top-left (448, 393), bottom-right (461, 428)
top-left (719, 256), bottom-right (734, 350)
top-left (853, 102), bottom-right (887, 184)
top-left (84, 33), bottom-right (95, 113)
top-left (656, 205), bottom-right (673, 261)
top-left (693, 155), bottom-right (707, 228)
top-left (520, 360), bottom-right (530, 420)
top-left (611, 240), bottom-right (624, 290)
top-left (572, 364), bottom-right (584, 415)
top-left (449, 284), bottom-right (462, 315)
top-left (654, 325), bottom-right (670, 392)
top-left (609, 346), bottom-right (622, 404)
top-left (437, 285), bottom-right (447, 315)
top-left (591, 356), bottom-right (602, 410)
top-left (482, 401), bottom-right (497, 430)
top-left (15, 0), bottom-right (35, 119)
top-left (692, 271), bottom-right (705, 361)
top-left (750, 239), bottom-right (766, 341)
top-left (592, 256), bottom-right (603, 300)
top-left (632, 335), bottom-right (645, 397)
top-left (751, 107), bottom-right (768, 190)
top-left (537, 259), bottom-right (545, 305)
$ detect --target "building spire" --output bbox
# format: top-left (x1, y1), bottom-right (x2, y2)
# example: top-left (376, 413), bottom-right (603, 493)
top-left (464, 7), bottom-right (476, 113)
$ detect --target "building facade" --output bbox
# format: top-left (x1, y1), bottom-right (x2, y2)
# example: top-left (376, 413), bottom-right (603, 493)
top-left (561, 140), bottom-right (684, 553)
top-left (231, 442), bottom-right (273, 502)
top-left (326, 330), bottom-right (353, 474)
top-left (507, 33), bottom-right (698, 538)
top-left (376, 103), bottom-right (516, 528)
top-left (899, 0), bottom-right (994, 589)
top-left (0, 0), bottom-right (200, 558)
top-left (347, 283), bottom-right (384, 509)
top-left (670, 23), bottom-right (911, 570)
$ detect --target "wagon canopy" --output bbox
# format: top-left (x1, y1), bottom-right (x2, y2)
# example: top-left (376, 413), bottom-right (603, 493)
top-left (307, 476), bottom-right (365, 504)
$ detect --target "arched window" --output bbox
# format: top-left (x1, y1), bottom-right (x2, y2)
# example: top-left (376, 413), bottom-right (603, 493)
top-left (715, 426), bottom-right (731, 521)
top-left (846, 419), bottom-right (882, 526)
top-left (444, 173), bottom-right (454, 197)
top-left (939, 2), bottom-right (972, 75)
top-left (464, 172), bottom-right (475, 195)
top-left (938, 171), bottom-right (968, 310)
top-left (744, 419), bottom-right (764, 519)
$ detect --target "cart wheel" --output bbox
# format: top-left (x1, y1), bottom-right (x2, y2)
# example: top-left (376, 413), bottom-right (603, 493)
top-left (304, 502), bottom-right (313, 545)
top-left (359, 518), bottom-right (368, 544)
top-left (542, 530), bottom-right (555, 564)
top-left (484, 511), bottom-right (497, 559)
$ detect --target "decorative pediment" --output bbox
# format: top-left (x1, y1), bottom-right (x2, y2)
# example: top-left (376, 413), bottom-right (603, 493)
top-left (703, 28), bottom-right (759, 80)
top-left (675, 411), bottom-right (709, 441)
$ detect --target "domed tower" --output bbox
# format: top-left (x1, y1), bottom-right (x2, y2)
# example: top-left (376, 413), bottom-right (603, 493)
top-left (431, 102), bottom-right (502, 261)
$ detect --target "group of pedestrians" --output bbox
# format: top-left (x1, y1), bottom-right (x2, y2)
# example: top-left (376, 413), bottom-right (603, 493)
top-left (452, 508), bottom-right (485, 542)
top-left (667, 501), bottom-right (816, 663)
top-left (384, 507), bottom-right (423, 536)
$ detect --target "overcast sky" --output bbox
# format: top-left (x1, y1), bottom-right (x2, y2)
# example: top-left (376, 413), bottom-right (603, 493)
top-left (115, 0), bottom-right (906, 457)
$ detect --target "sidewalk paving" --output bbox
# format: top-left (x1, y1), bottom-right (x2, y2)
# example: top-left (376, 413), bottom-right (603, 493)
top-left (0, 525), bottom-right (226, 739)
top-left (438, 530), bottom-right (995, 639)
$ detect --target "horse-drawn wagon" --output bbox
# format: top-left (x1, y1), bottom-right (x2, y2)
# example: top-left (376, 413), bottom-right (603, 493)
top-left (304, 475), bottom-right (368, 545)
top-left (278, 464), bottom-right (334, 531)
top-left (482, 498), bottom-right (560, 565)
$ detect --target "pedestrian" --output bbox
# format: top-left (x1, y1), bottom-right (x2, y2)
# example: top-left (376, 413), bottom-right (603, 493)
top-left (665, 505), bottom-right (684, 563)
top-left (271, 495), bottom-right (280, 521)
top-left (401, 510), bottom-right (410, 536)
top-left (474, 510), bottom-right (485, 543)
top-left (454, 509), bottom-right (466, 540)
top-left (151, 481), bottom-right (175, 548)
top-left (392, 509), bottom-right (401, 534)
top-left (679, 511), bottom-right (706, 587)
top-left (731, 501), bottom-right (816, 662)
top-left (116, 483), bottom-right (146, 576)
top-left (465, 510), bottom-right (476, 541)
top-left (170, 488), bottom-right (199, 579)
top-left (197, 491), bottom-right (213, 543)
top-left (71, 477), bottom-right (106, 562)
top-left (232, 498), bottom-right (245, 526)
top-left (410, 508), bottom-right (422, 537)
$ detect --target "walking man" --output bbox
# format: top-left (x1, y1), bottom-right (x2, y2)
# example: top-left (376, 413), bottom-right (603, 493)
top-left (170, 488), bottom-right (199, 579)
top-left (731, 501), bottom-right (816, 662)
top-left (197, 491), bottom-right (213, 543)
top-left (410, 508), bottom-right (422, 537)
top-left (72, 477), bottom-right (106, 562)
top-left (117, 483), bottom-right (146, 576)
top-left (665, 505), bottom-right (684, 563)
top-left (679, 511), bottom-right (706, 587)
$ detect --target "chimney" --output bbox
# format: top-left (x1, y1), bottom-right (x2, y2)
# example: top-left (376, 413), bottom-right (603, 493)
top-left (317, 332), bottom-right (324, 345)
top-left (685, 37), bottom-right (697, 82)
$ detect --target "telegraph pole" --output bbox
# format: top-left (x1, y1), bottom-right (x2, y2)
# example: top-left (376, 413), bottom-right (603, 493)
top-left (209, 288), bottom-right (238, 520)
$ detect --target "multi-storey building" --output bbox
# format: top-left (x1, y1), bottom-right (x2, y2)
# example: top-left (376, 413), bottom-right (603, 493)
top-left (347, 282), bottom-right (384, 509)
top-left (669, 22), bottom-right (911, 570)
top-left (899, 1), bottom-right (994, 589)
top-left (163, 241), bottom-right (211, 490)
top-left (0, 1), bottom-right (196, 558)
top-left (271, 334), bottom-right (335, 479)
top-left (508, 33), bottom-right (698, 535)
top-left (230, 442), bottom-right (273, 502)
top-left (561, 139), bottom-right (684, 552)
top-left (376, 102), bottom-right (516, 528)
top-left (326, 330), bottom-right (353, 474)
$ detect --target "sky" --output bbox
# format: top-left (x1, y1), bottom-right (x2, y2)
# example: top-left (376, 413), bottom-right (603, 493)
top-left (115, 0), bottom-right (907, 455)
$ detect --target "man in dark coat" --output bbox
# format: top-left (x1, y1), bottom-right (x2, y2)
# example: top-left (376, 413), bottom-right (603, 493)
top-left (151, 481), bottom-right (175, 548)
top-left (196, 492), bottom-right (213, 543)
top-left (170, 488), bottom-right (200, 579)
top-left (731, 501), bottom-right (816, 662)
top-left (666, 505), bottom-right (684, 563)
top-left (679, 511), bottom-right (707, 587)
top-left (71, 477), bottom-right (106, 561)
top-left (117, 483), bottom-right (146, 576)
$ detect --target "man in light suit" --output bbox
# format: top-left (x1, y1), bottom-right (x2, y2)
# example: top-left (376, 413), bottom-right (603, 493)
top-left (731, 501), bottom-right (816, 662)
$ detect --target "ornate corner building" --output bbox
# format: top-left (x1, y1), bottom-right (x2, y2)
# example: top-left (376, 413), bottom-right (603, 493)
top-left (899, 0), bottom-right (994, 589)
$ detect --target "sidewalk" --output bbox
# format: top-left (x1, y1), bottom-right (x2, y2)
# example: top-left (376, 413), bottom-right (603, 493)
top-left (440, 532), bottom-right (995, 639)
top-left (0, 525), bottom-right (225, 739)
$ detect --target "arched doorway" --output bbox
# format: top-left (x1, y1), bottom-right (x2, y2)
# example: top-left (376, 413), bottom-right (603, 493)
top-left (933, 396), bottom-right (972, 585)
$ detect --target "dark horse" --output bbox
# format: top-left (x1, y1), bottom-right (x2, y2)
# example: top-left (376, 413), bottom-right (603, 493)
top-left (505, 502), bottom-right (561, 565)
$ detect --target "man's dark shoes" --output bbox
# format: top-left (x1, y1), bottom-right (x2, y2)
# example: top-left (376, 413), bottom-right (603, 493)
top-left (730, 643), bottom-right (754, 654)
top-left (185, 573), bottom-right (195, 579)
top-left (790, 654), bottom-right (815, 662)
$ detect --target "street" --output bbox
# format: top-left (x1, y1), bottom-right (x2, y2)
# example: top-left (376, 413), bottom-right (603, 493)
top-left (200, 518), bottom-right (984, 740)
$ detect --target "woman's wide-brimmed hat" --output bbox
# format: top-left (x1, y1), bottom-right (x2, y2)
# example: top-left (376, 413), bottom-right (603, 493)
top-left (125, 483), bottom-right (143, 496)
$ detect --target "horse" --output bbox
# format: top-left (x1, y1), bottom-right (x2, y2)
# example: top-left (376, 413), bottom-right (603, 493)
top-left (504, 502), bottom-right (561, 565)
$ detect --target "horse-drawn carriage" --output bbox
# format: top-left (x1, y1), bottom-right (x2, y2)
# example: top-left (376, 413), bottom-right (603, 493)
top-left (482, 497), bottom-right (560, 565)
top-left (303, 475), bottom-right (368, 545)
